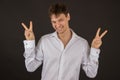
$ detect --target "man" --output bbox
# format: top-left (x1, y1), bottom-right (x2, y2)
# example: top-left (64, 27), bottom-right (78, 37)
top-left (21, 3), bottom-right (108, 80)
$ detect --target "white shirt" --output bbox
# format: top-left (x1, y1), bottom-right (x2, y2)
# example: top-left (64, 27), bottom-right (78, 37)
top-left (23, 31), bottom-right (100, 80)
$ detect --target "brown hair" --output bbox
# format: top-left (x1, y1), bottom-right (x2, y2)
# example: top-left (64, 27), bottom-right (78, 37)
top-left (48, 3), bottom-right (69, 17)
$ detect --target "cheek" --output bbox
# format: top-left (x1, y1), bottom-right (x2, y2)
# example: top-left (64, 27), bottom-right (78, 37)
top-left (51, 24), bottom-right (56, 29)
top-left (60, 21), bottom-right (65, 26)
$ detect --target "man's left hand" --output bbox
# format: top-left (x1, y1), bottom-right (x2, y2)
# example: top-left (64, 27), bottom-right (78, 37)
top-left (91, 28), bottom-right (108, 49)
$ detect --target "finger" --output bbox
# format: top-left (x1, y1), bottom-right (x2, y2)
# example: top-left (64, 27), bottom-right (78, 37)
top-left (21, 22), bottom-right (28, 30)
top-left (29, 21), bottom-right (33, 31)
top-left (95, 27), bottom-right (101, 37)
top-left (100, 30), bottom-right (108, 38)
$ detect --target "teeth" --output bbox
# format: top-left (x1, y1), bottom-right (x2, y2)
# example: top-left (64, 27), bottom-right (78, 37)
top-left (56, 26), bottom-right (63, 31)
top-left (58, 28), bottom-right (62, 31)
top-left (57, 27), bottom-right (61, 30)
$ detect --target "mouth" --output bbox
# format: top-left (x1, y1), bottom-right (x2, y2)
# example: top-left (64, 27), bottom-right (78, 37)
top-left (56, 26), bottom-right (63, 32)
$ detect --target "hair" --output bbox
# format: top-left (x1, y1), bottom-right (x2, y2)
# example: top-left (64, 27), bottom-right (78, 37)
top-left (48, 3), bottom-right (69, 17)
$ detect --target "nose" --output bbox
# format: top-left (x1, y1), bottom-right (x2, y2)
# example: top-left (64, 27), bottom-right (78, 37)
top-left (55, 22), bottom-right (60, 28)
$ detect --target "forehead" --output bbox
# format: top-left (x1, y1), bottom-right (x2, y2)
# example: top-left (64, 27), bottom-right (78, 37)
top-left (50, 13), bottom-right (67, 20)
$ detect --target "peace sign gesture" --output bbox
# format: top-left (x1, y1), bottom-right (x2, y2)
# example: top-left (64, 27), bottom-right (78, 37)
top-left (21, 21), bottom-right (35, 40)
top-left (91, 28), bottom-right (108, 49)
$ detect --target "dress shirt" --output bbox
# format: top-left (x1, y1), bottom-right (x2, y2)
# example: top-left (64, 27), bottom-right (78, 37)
top-left (23, 30), bottom-right (100, 80)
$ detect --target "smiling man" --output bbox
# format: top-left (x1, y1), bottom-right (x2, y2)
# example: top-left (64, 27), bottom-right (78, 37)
top-left (21, 3), bottom-right (107, 80)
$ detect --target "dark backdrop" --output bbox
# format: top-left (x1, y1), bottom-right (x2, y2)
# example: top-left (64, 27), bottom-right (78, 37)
top-left (0, 0), bottom-right (119, 80)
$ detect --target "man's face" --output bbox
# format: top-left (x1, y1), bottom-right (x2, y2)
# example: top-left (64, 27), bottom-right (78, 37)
top-left (50, 13), bottom-right (70, 34)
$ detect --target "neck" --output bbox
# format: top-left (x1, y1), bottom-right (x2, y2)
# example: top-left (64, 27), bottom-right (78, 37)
top-left (58, 28), bottom-right (72, 47)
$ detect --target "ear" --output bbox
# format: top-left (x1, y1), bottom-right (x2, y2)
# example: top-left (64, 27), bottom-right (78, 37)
top-left (67, 13), bottom-right (70, 20)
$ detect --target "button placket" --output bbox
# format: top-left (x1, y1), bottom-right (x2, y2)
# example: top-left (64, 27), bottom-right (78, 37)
top-left (58, 50), bottom-right (65, 80)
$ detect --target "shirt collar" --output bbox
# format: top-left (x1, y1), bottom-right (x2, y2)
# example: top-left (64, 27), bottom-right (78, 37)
top-left (51, 29), bottom-right (79, 39)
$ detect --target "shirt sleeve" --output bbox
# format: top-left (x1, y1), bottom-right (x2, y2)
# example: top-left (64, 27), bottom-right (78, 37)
top-left (24, 40), bottom-right (35, 48)
top-left (90, 47), bottom-right (100, 62)
top-left (23, 40), bottom-right (35, 58)
top-left (82, 40), bottom-right (100, 78)
top-left (23, 39), bottom-right (44, 72)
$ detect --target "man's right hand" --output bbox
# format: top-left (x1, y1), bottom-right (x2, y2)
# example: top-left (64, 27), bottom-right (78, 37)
top-left (21, 21), bottom-right (35, 40)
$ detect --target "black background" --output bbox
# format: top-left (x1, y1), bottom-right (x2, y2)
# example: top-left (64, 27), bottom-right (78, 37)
top-left (0, 0), bottom-right (120, 80)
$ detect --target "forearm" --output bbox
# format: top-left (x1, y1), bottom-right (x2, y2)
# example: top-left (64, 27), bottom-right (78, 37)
top-left (23, 40), bottom-right (43, 72)
top-left (82, 47), bottom-right (100, 78)
top-left (25, 57), bottom-right (42, 72)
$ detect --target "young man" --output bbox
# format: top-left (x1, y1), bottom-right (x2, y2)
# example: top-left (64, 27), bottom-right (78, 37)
top-left (21, 3), bottom-right (107, 80)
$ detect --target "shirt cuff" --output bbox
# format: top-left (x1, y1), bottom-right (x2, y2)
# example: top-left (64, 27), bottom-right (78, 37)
top-left (90, 47), bottom-right (100, 61)
top-left (23, 40), bottom-right (35, 48)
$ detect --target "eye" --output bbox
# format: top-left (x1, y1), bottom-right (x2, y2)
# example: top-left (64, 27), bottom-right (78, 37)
top-left (59, 19), bottom-right (64, 22)
top-left (51, 21), bottom-right (56, 24)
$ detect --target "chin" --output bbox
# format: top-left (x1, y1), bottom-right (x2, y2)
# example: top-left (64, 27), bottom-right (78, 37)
top-left (57, 30), bottom-right (64, 34)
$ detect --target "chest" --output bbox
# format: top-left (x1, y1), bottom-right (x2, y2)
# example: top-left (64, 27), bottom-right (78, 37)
top-left (42, 38), bottom-right (85, 63)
